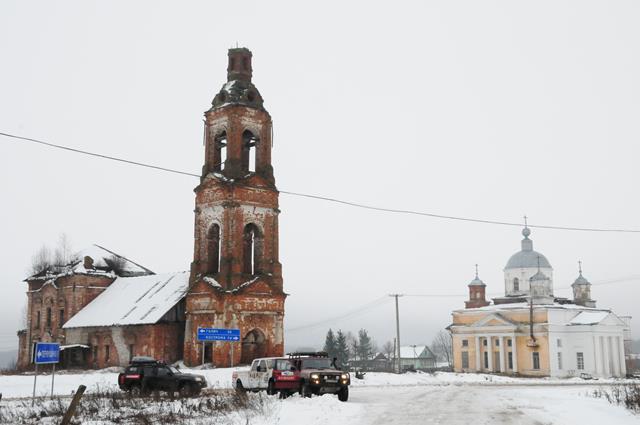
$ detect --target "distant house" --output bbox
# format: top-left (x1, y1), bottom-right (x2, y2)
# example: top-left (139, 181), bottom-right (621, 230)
top-left (350, 352), bottom-right (393, 371)
top-left (398, 345), bottom-right (437, 371)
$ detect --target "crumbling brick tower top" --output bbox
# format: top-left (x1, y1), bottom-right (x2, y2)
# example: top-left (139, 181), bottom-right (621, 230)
top-left (183, 48), bottom-right (285, 366)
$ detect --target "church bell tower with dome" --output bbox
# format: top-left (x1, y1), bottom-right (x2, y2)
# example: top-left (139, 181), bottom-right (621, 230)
top-left (497, 225), bottom-right (554, 304)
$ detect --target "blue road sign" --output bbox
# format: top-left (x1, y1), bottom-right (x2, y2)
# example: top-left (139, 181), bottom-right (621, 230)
top-left (34, 342), bottom-right (60, 364)
top-left (197, 328), bottom-right (241, 342)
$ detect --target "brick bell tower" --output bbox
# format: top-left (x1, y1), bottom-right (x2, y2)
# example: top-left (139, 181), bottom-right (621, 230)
top-left (183, 48), bottom-right (285, 366)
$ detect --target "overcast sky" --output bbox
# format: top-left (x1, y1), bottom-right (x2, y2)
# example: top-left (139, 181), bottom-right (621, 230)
top-left (1, 1), bottom-right (639, 354)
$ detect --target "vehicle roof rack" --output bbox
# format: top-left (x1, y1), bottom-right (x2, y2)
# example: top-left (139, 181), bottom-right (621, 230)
top-left (130, 356), bottom-right (158, 364)
top-left (287, 351), bottom-right (329, 358)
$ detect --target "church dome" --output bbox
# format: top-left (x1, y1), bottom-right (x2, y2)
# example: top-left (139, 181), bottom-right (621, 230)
top-left (504, 227), bottom-right (552, 270)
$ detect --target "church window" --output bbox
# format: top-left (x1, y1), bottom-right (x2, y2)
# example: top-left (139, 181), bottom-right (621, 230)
top-left (242, 130), bottom-right (258, 173)
top-left (483, 352), bottom-right (489, 369)
top-left (576, 352), bottom-right (584, 370)
top-left (242, 57), bottom-right (249, 71)
top-left (496, 339), bottom-right (500, 347)
top-left (507, 339), bottom-right (512, 347)
top-left (214, 131), bottom-right (227, 171)
top-left (483, 339), bottom-right (488, 347)
top-left (508, 352), bottom-right (513, 369)
top-left (513, 278), bottom-right (520, 292)
top-left (35, 311), bottom-right (41, 329)
top-left (129, 344), bottom-right (135, 362)
top-left (59, 309), bottom-right (64, 327)
top-left (462, 339), bottom-right (468, 347)
top-left (46, 307), bottom-right (52, 328)
top-left (105, 345), bottom-right (110, 362)
top-left (475, 292), bottom-right (481, 299)
top-left (532, 352), bottom-right (540, 370)
top-left (461, 352), bottom-right (469, 369)
top-left (557, 352), bottom-right (563, 370)
top-left (243, 224), bottom-right (262, 275)
top-left (207, 224), bottom-right (221, 274)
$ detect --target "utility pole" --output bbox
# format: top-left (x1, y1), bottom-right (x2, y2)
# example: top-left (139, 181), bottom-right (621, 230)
top-left (390, 294), bottom-right (403, 373)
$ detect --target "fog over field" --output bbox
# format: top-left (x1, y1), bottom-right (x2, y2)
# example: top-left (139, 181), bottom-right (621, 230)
top-left (1, 0), bottom-right (640, 355)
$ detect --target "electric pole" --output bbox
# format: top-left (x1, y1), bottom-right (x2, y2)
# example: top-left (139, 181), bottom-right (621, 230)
top-left (390, 294), bottom-right (403, 373)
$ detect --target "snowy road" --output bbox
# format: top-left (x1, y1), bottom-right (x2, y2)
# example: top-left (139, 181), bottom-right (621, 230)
top-left (1, 370), bottom-right (638, 424)
top-left (347, 385), bottom-right (639, 425)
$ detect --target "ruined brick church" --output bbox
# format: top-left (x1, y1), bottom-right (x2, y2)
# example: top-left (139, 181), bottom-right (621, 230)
top-left (17, 48), bottom-right (286, 369)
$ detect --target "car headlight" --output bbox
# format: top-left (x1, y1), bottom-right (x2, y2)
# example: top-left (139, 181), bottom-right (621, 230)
top-left (341, 373), bottom-right (349, 380)
top-left (310, 373), bottom-right (319, 380)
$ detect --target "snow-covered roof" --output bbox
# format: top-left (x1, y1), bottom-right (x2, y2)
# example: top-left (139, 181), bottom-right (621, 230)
top-left (568, 311), bottom-right (610, 325)
top-left (400, 345), bottom-right (434, 359)
top-left (63, 272), bottom-right (189, 328)
top-left (26, 244), bottom-right (154, 282)
top-left (457, 302), bottom-right (609, 313)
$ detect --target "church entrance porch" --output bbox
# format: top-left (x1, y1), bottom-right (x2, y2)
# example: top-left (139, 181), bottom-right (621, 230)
top-left (240, 329), bottom-right (266, 365)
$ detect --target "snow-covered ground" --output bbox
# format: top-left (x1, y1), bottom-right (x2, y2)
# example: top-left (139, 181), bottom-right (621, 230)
top-left (1, 367), bottom-right (635, 399)
top-left (0, 369), bottom-right (638, 424)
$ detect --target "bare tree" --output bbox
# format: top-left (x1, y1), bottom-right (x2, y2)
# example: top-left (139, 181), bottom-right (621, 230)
top-left (346, 332), bottom-right (358, 361)
top-left (104, 254), bottom-right (128, 275)
top-left (382, 340), bottom-right (394, 360)
top-left (29, 244), bottom-right (52, 275)
top-left (20, 302), bottom-right (28, 329)
top-left (431, 330), bottom-right (453, 368)
top-left (53, 233), bottom-right (73, 265)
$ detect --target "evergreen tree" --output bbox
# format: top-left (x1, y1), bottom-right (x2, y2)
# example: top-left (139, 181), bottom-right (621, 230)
top-left (335, 329), bottom-right (349, 368)
top-left (323, 328), bottom-right (337, 358)
top-left (358, 328), bottom-right (373, 360)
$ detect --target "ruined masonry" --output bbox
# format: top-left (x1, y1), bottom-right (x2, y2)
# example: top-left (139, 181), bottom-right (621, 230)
top-left (16, 48), bottom-right (285, 369)
top-left (183, 47), bottom-right (286, 366)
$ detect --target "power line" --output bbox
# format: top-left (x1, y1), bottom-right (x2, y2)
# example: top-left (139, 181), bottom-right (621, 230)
top-left (285, 296), bottom-right (390, 332)
top-left (3, 130), bottom-right (640, 234)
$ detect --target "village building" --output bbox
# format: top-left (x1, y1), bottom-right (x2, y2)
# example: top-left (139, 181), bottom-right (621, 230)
top-left (449, 226), bottom-right (631, 378)
top-left (17, 245), bottom-right (158, 369)
top-left (16, 47), bottom-right (285, 369)
top-left (397, 345), bottom-right (437, 371)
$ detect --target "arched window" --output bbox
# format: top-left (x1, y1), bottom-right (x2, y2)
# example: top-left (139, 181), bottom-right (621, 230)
top-left (213, 131), bottom-right (227, 172)
top-left (207, 224), bottom-right (220, 274)
top-left (513, 277), bottom-right (520, 292)
top-left (242, 130), bottom-right (258, 173)
top-left (242, 57), bottom-right (249, 71)
top-left (243, 223), bottom-right (262, 275)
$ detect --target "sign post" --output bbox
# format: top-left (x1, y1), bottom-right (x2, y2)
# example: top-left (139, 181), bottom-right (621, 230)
top-left (33, 342), bottom-right (60, 404)
top-left (197, 328), bottom-right (240, 367)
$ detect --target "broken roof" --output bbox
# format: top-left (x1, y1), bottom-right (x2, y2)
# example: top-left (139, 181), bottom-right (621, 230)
top-left (63, 271), bottom-right (189, 328)
top-left (26, 244), bottom-right (154, 282)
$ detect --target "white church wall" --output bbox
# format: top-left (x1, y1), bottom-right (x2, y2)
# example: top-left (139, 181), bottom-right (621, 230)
top-left (548, 324), bottom-right (626, 378)
top-left (503, 267), bottom-right (553, 296)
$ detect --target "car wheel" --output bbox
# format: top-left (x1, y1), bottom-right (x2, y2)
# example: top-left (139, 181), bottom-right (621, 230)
top-left (179, 384), bottom-right (193, 398)
top-left (235, 380), bottom-right (246, 394)
top-left (338, 386), bottom-right (349, 402)
top-left (301, 383), bottom-right (312, 398)
top-left (267, 380), bottom-right (276, 396)
top-left (130, 385), bottom-right (141, 397)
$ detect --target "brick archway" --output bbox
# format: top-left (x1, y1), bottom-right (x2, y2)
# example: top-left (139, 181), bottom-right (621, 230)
top-left (240, 328), bottom-right (266, 365)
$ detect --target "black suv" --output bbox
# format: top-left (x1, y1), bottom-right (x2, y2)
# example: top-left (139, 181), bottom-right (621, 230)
top-left (118, 357), bottom-right (207, 397)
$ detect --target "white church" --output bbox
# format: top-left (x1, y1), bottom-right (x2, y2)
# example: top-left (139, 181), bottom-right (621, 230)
top-left (450, 226), bottom-right (632, 378)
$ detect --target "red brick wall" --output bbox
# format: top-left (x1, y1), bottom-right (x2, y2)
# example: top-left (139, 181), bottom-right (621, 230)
top-left (18, 274), bottom-right (115, 369)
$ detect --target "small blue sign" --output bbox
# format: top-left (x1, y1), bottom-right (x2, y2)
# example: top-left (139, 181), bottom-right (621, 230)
top-left (34, 342), bottom-right (60, 364)
top-left (197, 328), bottom-right (241, 342)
